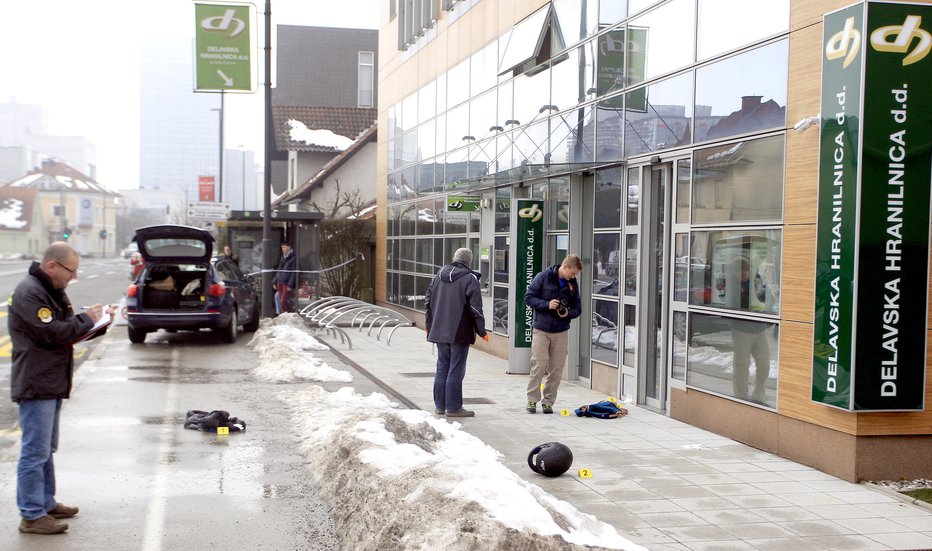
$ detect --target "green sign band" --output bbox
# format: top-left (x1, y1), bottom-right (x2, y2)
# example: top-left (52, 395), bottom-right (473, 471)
top-left (194, 3), bottom-right (254, 92)
top-left (813, 1), bottom-right (931, 411)
top-left (514, 199), bottom-right (543, 348)
top-left (447, 195), bottom-right (481, 212)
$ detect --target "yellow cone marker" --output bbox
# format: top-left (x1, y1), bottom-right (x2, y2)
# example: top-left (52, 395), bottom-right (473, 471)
top-left (578, 468), bottom-right (593, 478)
top-left (216, 427), bottom-right (229, 435)
top-left (560, 409), bottom-right (570, 416)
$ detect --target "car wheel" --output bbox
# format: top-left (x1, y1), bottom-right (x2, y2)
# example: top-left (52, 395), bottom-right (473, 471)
top-left (128, 327), bottom-right (147, 344)
top-left (243, 308), bottom-right (260, 333)
top-left (221, 309), bottom-right (237, 343)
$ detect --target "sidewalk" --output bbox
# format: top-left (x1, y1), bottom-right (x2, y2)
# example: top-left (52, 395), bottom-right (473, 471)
top-left (321, 324), bottom-right (932, 551)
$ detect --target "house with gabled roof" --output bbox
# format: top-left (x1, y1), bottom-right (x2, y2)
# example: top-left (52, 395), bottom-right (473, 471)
top-left (4, 160), bottom-right (119, 256)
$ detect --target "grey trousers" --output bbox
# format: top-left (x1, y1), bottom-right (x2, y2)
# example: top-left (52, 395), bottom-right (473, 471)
top-left (526, 329), bottom-right (569, 405)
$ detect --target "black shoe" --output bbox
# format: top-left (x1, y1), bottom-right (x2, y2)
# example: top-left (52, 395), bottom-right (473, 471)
top-left (526, 402), bottom-right (537, 414)
top-left (542, 404), bottom-right (554, 414)
top-left (446, 408), bottom-right (475, 417)
top-left (434, 408), bottom-right (445, 415)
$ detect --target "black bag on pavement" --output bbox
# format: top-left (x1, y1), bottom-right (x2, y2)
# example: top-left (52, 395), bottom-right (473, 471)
top-left (184, 410), bottom-right (247, 432)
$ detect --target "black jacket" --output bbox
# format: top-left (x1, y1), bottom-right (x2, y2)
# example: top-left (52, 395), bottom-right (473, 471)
top-left (425, 262), bottom-right (487, 344)
top-left (525, 264), bottom-right (582, 333)
top-left (274, 251), bottom-right (297, 289)
top-left (9, 262), bottom-right (96, 402)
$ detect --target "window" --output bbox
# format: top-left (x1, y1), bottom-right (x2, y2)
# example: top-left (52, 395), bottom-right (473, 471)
top-left (697, 0), bottom-right (789, 60)
top-left (358, 52), bottom-right (374, 108)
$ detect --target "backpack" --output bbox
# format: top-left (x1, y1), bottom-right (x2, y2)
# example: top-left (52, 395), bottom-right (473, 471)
top-left (574, 400), bottom-right (628, 419)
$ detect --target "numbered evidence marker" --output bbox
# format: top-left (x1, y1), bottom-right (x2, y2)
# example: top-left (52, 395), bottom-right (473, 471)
top-left (578, 468), bottom-right (593, 478)
top-left (560, 409), bottom-right (571, 416)
top-left (216, 427), bottom-right (230, 435)
top-left (607, 396), bottom-right (619, 404)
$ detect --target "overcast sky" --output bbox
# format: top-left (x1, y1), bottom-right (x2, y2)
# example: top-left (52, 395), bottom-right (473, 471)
top-left (0, 0), bottom-right (380, 190)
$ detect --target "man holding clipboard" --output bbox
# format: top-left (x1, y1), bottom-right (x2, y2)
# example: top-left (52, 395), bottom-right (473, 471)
top-left (8, 242), bottom-right (114, 534)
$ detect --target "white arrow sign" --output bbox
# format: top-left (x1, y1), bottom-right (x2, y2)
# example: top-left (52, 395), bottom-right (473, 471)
top-left (188, 209), bottom-right (228, 221)
top-left (188, 201), bottom-right (231, 210)
top-left (217, 69), bottom-right (234, 87)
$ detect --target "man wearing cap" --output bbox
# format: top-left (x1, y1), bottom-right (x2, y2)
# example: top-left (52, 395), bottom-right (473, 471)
top-left (424, 248), bottom-right (488, 417)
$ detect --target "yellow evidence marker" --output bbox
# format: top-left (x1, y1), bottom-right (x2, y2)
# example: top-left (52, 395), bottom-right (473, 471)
top-left (560, 409), bottom-right (570, 416)
top-left (578, 468), bottom-right (593, 478)
top-left (216, 427), bottom-right (230, 435)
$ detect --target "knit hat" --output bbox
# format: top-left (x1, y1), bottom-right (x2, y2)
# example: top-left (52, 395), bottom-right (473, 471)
top-left (452, 247), bottom-right (473, 267)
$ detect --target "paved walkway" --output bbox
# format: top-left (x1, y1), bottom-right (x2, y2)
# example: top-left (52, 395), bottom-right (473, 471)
top-left (321, 324), bottom-right (932, 551)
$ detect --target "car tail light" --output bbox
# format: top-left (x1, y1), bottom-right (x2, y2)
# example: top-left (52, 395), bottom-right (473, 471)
top-left (208, 282), bottom-right (226, 297)
top-left (127, 285), bottom-right (138, 297)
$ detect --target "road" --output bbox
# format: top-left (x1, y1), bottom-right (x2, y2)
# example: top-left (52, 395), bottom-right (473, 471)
top-left (0, 257), bottom-right (132, 434)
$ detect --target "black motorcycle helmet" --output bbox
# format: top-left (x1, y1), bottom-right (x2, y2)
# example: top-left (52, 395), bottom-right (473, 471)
top-left (527, 442), bottom-right (573, 477)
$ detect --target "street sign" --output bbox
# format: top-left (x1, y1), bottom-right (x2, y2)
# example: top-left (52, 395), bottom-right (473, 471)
top-left (188, 201), bottom-right (231, 211)
top-left (188, 201), bottom-right (231, 221)
top-left (194, 2), bottom-right (256, 92)
top-left (188, 210), bottom-right (229, 221)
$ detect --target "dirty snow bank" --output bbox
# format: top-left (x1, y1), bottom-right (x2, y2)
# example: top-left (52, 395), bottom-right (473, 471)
top-left (248, 314), bottom-right (352, 383)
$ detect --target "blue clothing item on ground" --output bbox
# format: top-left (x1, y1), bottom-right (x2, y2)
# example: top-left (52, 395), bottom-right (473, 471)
top-left (17, 398), bottom-right (61, 520)
top-left (434, 342), bottom-right (470, 413)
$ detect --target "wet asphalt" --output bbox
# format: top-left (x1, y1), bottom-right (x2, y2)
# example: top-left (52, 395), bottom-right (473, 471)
top-left (0, 323), bottom-right (391, 550)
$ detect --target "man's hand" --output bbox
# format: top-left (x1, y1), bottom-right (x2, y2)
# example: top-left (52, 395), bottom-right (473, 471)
top-left (84, 303), bottom-right (104, 323)
top-left (109, 304), bottom-right (119, 320)
top-left (481, 334), bottom-right (489, 342)
top-left (548, 299), bottom-right (560, 310)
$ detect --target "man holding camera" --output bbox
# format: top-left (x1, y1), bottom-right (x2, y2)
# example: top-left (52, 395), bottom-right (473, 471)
top-left (524, 254), bottom-right (583, 414)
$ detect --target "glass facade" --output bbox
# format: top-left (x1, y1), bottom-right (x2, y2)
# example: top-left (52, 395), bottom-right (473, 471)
top-left (386, 0), bottom-right (790, 409)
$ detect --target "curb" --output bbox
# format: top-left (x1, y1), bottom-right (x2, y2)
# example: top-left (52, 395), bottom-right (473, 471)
top-left (863, 482), bottom-right (932, 514)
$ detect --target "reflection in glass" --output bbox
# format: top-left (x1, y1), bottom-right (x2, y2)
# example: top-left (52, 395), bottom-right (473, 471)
top-left (594, 168), bottom-right (622, 228)
top-left (471, 41), bottom-right (499, 97)
top-left (399, 202), bottom-right (417, 236)
top-left (623, 304), bottom-right (636, 366)
top-left (689, 229), bottom-right (781, 315)
top-left (418, 79), bottom-right (436, 124)
top-left (695, 40), bottom-right (788, 143)
top-left (512, 120), bottom-right (550, 166)
top-left (550, 106), bottom-right (594, 164)
top-left (551, 46), bottom-right (594, 112)
top-left (470, 91), bottom-right (497, 141)
top-left (626, 0), bottom-right (695, 85)
top-left (416, 238), bottom-right (434, 274)
top-left (548, 177), bottom-right (570, 231)
top-left (446, 209), bottom-right (467, 234)
top-left (698, 0), bottom-right (789, 60)
top-left (624, 233), bottom-right (637, 296)
top-left (469, 138), bottom-right (495, 179)
top-left (597, 29), bottom-right (627, 98)
top-left (553, 0), bottom-right (599, 48)
top-left (687, 312), bottom-right (779, 408)
top-left (446, 104), bottom-right (469, 152)
top-left (402, 128), bottom-right (418, 165)
top-left (386, 271), bottom-right (396, 304)
top-left (512, 68), bottom-right (551, 127)
top-left (671, 311), bottom-right (686, 380)
top-left (400, 273), bottom-right (415, 309)
top-left (595, 96), bottom-right (624, 162)
top-left (625, 72), bottom-right (693, 157)
top-left (599, 0), bottom-right (627, 27)
top-left (625, 167), bottom-right (639, 226)
top-left (433, 238), bottom-right (443, 269)
top-left (447, 58), bottom-right (470, 108)
top-left (419, 119), bottom-right (436, 160)
top-left (401, 92), bottom-right (417, 132)
top-left (493, 235), bottom-right (509, 283)
top-left (673, 233), bottom-right (688, 302)
top-left (399, 239), bottom-right (416, 272)
top-left (415, 198), bottom-right (434, 235)
top-left (497, 81), bottom-right (513, 129)
top-left (675, 158), bottom-right (690, 223)
top-left (495, 187), bottom-right (511, 232)
top-left (492, 285), bottom-right (509, 334)
top-left (593, 233), bottom-right (620, 290)
top-left (692, 135), bottom-right (785, 224)
top-left (548, 234), bottom-right (569, 267)
top-left (592, 297), bottom-right (619, 366)
top-left (444, 148), bottom-right (468, 188)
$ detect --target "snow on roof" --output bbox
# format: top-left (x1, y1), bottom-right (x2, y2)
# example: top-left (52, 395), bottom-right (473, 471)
top-left (9, 173), bottom-right (43, 187)
top-left (249, 315), bottom-right (646, 550)
top-left (0, 198), bottom-right (28, 229)
top-left (288, 119), bottom-right (354, 151)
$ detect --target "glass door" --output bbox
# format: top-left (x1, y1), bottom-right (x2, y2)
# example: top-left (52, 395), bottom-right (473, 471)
top-left (638, 163), bottom-right (672, 410)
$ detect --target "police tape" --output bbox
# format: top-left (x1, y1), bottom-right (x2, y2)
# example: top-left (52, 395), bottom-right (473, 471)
top-left (245, 252), bottom-right (363, 277)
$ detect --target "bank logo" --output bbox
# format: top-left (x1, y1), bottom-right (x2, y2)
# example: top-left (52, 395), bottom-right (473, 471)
top-left (826, 16), bottom-right (861, 68)
top-left (200, 9), bottom-right (246, 39)
top-left (518, 203), bottom-right (543, 223)
top-left (871, 15), bottom-right (931, 66)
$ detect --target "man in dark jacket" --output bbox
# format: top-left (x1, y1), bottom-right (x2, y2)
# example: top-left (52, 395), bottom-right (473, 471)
top-left (273, 242), bottom-right (297, 314)
top-left (10, 242), bottom-right (108, 534)
top-left (425, 248), bottom-right (488, 417)
top-left (524, 254), bottom-right (583, 414)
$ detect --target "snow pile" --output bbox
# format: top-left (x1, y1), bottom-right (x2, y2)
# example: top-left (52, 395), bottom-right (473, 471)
top-left (249, 317), bottom-right (352, 383)
top-left (288, 120), bottom-right (354, 151)
top-left (279, 385), bottom-right (646, 551)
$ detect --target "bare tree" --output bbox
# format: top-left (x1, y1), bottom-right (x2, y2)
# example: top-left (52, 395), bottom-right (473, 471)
top-left (309, 179), bottom-right (374, 299)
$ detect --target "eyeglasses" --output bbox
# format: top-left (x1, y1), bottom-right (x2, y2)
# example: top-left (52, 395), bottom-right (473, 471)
top-left (55, 261), bottom-right (78, 279)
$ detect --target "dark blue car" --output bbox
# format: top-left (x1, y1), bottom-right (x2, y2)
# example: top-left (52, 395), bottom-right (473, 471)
top-left (124, 225), bottom-right (260, 344)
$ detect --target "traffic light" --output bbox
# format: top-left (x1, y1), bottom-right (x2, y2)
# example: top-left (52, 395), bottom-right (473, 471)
top-left (62, 227), bottom-right (72, 240)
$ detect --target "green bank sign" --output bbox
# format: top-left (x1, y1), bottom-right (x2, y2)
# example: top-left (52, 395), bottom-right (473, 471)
top-left (514, 199), bottom-right (543, 348)
top-left (812, 1), bottom-right (932, 411)
top-left (194, 2), bottom-right (255, 92)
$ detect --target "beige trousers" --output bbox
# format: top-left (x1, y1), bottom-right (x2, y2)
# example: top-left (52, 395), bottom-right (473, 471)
top-left (526, 329), bottom-right (569, 405)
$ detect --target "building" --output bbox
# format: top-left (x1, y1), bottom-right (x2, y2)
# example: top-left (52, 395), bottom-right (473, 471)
top-left (377, 0), bottom-right (932, 481)
top-left (5, 160), bottom-right (119, 256)
top-left (0, 99), bottom-right (97, 184)
top-left (0, 186), bottom-right (45, 258)
top-left (138, 39), bottom-right (223, 201)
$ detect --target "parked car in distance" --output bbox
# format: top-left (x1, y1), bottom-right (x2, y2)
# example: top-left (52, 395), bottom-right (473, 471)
top-left (121, 242), bottom-right (139, 258)
top-left (124, 224), bottom-right (260, 344)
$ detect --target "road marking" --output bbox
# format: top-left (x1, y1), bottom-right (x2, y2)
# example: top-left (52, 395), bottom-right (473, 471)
top-left (0, 335), bottom-right (9, 357)
top-left (141, 347), bottom-right (180, 551)
top-left (86, 274), bottom-right (99, 279)
top-left (106, 271), bottom-right (115, 275)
